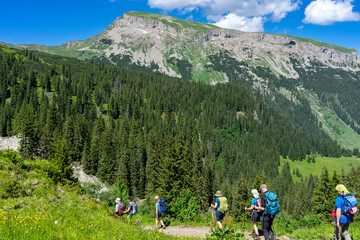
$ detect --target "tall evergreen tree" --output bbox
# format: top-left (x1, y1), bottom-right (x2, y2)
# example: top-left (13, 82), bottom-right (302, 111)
top-left (232, 177), bottom-right (250, 221)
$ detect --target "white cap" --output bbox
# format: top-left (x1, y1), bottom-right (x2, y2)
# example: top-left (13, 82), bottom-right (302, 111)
top-left (154, 196), bottom-right (159, 200)
top-left (115, 198), bottom-right (121, 203)
top-left (251, 189), bottom-right (259, 199)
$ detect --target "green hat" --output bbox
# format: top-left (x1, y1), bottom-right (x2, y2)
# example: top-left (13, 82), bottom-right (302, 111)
top-left (215, 191), bottom-right (222, 197)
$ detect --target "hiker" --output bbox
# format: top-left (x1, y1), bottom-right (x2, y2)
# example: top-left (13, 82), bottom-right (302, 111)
top-left (114, 198), bottom-right (125, 216)
top-left (334, 184), bottom-right (354, 240)
top-left (210, 191), bottom-right (228, 229)
top-left (255, 184), bottom-right (280, 240)
top-left (124, 198), bottom-right (137, 219)
top-left (155, 196), bottom-right (166, 229)
top-left (245, 189), bottom-right (261, 237)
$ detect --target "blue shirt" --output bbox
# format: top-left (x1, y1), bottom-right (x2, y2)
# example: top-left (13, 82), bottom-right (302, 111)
top-left (215, 198), bottom-right (220, 214)
top-left (156, 201), bottom-right (160, 213)
top-left (251, 198), bottom-right (257, 206)
top-left (335, 195), bottom-right (353, 223)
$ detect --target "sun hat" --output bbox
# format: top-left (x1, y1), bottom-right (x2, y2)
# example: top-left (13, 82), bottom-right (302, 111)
top-left (154, 195), bottom-right (159, 200)
top-left (260, 184), bottom-right (267, 190)
top-left (115, 198), bottom-right (121, 203)
top-left (251, 189), bottom-right (259, 198)
top-left (215, 191), bottom-right (222, 197)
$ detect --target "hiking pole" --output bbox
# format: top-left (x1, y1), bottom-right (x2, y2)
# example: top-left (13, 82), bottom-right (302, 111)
top-left (242, 205), bottom-right (245, 232)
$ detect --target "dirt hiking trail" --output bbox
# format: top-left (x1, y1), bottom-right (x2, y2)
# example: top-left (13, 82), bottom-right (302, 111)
top-left (143, 225), bottom-right (293, 239)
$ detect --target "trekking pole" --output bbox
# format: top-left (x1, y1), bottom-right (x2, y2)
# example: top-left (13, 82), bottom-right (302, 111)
top-left (242, 205), bottom-right (245, 232)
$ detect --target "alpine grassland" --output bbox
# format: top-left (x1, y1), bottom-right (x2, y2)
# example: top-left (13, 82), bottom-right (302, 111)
top-left (279, 155), bottom-right (360, 181)
top-left (0, 150), bottom-right (190, 240)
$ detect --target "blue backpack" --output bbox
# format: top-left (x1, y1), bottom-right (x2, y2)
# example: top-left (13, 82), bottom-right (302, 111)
top-left (264, 191), bottom-right (280, 218)
top-left (343, 194), bottom-right (358, 216)
top-left (160, 199), bottom-right (166, 214)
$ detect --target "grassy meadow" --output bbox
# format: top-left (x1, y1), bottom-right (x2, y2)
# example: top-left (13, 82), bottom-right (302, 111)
top-left (0, 150), bottom-right (192, 240)
top-left (280, 155), bottom-right (360, 181)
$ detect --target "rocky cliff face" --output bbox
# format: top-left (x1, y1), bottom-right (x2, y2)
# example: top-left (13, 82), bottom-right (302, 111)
top-left (63, 12), bottom-right (358, 81)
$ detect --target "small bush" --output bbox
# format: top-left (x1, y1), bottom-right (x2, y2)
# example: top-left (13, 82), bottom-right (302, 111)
top-left (298, 214), bottom-right (321, 228)
top-left (206, 225), bottom-right (244, 240)
top-left (1, 179), bottom-right (26, 199)
top-left (172, 189), bottom-right (199, 222)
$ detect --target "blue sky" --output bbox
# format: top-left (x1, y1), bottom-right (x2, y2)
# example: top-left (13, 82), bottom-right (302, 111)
top-left (1, 0), bottom-right (360, 53)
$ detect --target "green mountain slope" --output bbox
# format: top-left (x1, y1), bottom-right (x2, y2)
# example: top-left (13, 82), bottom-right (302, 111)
top-left (5, 11), bottom-right (360, 149)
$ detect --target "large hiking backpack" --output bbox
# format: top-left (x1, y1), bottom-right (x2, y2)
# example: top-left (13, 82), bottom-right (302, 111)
top-left (343, 194), bottom-right (358, 216)
top-left (256, 197), bottom-right (262, 213)
top-left (160, 199), bottom-right (166, 214)
top-left (132, 202), bottom-right (138, 214)
top-left (264, 191), bottom-right (280, 217)
top-left (218, 197), bottom-right (229, 213)
top-left (117, 203), bottom-right (125, 216)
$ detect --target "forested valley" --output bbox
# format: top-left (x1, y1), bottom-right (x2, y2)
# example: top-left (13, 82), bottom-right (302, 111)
top-left (0, 45), bottom-right (359, 224)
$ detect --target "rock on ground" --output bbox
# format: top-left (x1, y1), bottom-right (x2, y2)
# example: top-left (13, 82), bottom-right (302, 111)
top-left (71, 161), bottom-right (108, 193)
top-left (0, 136), bottom-right (21, 151)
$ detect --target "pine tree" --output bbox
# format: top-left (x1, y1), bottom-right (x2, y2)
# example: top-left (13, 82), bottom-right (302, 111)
top-left (232, 177), bottom-right (250, 221)
top-left (311, 167), bottom-right (333, 220)
top-left (252, 175), bottom-right (262, 192)
top-left (20, 104), bottom-right (40, 159)
top-left (97, 126), bottom-right (116, 184)
top-left (54, 138), bottom-right (72, 180)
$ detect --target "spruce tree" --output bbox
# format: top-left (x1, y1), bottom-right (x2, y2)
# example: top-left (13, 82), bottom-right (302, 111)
top-left (232, 177), bottom-right (250, 221)
top-left (311, 167), bottom-right (333, 220)
top-left (20, 104), bottom-right (40, 159)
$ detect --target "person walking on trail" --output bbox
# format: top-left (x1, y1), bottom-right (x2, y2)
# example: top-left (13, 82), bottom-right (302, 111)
top-left (124, 198), bottom-right (137, 219)
top-left (245, 189), bottom-right (261, 238)
top-left (155, 196), bottom-right (166, 229)
top-left (334, 184), bottom-right (355, 240)
top-left (255, 184), bottom-right (280, 240)
top-left (211, 191), bottom-right (228, 229)
top-left (114, 198), bottom-right (125, 216)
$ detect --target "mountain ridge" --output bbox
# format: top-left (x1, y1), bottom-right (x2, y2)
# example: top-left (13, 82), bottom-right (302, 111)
top-left (2, 11), bottom-right (360, 149)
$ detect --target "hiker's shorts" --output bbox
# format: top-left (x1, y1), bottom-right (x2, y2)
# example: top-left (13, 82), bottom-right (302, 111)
top-left (155, 213), bottom-right (163, 219)
top-left (216, 211), bottom-right (225, 221)
top-left (251, 211), bottom-right (261, 223)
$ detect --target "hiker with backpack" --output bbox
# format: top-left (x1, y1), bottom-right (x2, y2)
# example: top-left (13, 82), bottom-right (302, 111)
top-left (114, 198), bottom-right (125, 216)
top-left (245, 189), bottom-right (261, 238)
top-left (255, 184), bottom-right (280, 240)
top-left (334, 184), bottom-right (357, 240)
top-left (154, 196), bottom-right (166, 229)
top-left (211, 191), bottom-right (228, 229)
top-left (124, 198), bottom-right (138, 219)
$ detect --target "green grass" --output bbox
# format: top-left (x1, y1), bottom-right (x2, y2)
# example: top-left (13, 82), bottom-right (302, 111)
top-left (270, 34), bottom-right (356, 54)
top-left (0, 150), bottom-right (191, 240)
top-left (280, 155), bottom-right (360, 181)
top-left (301, 89), bottom-right (360, 150)
top-left (127, 11), bottom-right (220, 33)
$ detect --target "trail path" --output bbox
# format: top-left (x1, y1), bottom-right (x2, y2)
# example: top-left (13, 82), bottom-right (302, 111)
top-left (143, 225), bottom-right (293, 239)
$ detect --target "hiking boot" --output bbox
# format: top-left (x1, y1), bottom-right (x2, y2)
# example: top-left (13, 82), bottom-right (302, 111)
top-left (162, 226), bottom-right (166, 229)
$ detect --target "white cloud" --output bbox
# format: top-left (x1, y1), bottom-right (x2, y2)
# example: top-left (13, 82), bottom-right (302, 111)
top-left (214, 13), bottom-right (265, 32)
top-left (148, 0), bottom-right (210, 11)
top-left (148, 0), bottom-right (300, 22)
top-left (304, 0), bottom-right (360, 25)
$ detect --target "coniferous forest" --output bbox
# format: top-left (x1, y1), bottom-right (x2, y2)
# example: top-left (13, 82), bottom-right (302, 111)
top-left (0, 45), bottom-right (359, 223)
